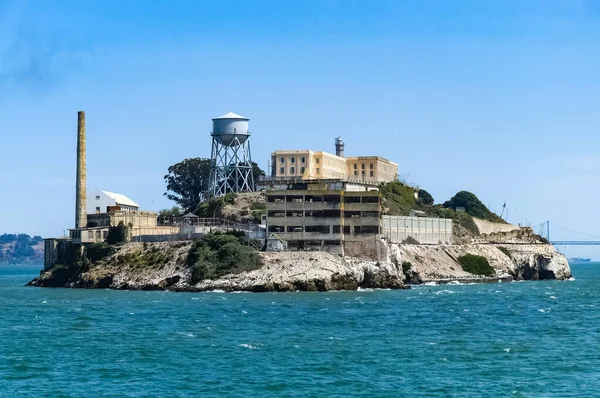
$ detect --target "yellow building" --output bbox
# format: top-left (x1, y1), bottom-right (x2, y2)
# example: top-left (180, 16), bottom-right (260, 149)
top-left (271, 147), bottom-right (398, 184)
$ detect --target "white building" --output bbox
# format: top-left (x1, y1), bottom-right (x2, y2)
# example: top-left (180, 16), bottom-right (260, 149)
top-left (87, 190), bottom-right (139, 214)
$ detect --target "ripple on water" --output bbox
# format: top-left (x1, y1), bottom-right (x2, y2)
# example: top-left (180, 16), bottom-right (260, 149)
top-left (1, 264), bottom-right (600, 396)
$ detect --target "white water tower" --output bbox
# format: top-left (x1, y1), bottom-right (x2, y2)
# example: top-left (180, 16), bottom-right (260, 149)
top-left (208, 112), bottom-right (255, 196)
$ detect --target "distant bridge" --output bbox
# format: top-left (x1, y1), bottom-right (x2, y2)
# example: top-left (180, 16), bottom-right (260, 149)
top-left (536, 221), bottom-right (600, 246)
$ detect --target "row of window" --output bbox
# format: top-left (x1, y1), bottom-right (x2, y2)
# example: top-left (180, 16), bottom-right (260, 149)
top-left (268, 225), bottom-right (379, 234)
top-left (353, 170), bottom-right (375, 177)
top-left (280, 156), bottom-right (309, 164)
top-left (353, 163), bottom-right (374, 170)
top-left (279, 166), bottom-right (307, 175)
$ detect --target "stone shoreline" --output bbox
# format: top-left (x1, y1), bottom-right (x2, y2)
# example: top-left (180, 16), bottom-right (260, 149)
top-left (27, 242), bottom-right (571, 292)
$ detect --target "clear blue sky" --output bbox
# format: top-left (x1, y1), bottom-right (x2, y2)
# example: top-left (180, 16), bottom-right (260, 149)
top-left (1, 0), bottom-right (599, 257)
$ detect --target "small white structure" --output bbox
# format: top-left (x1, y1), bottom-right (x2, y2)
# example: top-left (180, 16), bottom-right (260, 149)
top-left (87, 190), bottom-right (139, 214)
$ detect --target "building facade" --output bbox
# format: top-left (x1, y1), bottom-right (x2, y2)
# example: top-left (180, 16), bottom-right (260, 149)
top-left (271, 150), bottom-right (398, 184)
top-left (265, 189), bottom-right (383, 253)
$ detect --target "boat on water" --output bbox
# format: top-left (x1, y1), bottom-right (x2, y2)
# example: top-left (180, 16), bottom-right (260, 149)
top-left (569, 257), bottom-right (592, 263)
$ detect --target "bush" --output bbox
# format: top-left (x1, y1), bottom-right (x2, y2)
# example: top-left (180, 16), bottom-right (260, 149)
top-left (380, 181), bottom-right (417, 215)
top-left (457, 254), bottom-right (495, 276)
top-left (417, 189), bottom-right (434, 205)
top-left (87, 243), bottom-right (115, 263)
top-left (402, 236), bottom-right (420, 245)
top-left (187, 232), bottom-right (263, 283)
top-left (106, 222), bottom-right (129, 245)
top-left (443, 191), bottom-right (505, 223)
top-left (498, 246), bottom-right (512, 259)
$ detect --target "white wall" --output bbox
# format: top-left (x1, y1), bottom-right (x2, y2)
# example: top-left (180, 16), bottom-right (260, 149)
top-left (87, 190), bottom-right (116, 214)
top-left (383, 215), bottom-right (453, 244)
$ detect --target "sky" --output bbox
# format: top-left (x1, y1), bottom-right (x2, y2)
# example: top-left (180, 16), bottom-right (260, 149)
top-left (1, 0), bottom-right (599, 257)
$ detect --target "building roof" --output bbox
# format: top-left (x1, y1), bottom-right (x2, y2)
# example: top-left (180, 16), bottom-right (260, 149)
top-left (100, 190), bottom-right (139, 207)
top-left (213, 112), bottom-right (248, 120)
top-left (181, 212), bottom-right (199, 218)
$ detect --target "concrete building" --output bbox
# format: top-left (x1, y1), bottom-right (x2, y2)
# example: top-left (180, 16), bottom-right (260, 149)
top-left (87, 190), bottom-right (139, 214)
top-left (265, 189), bottom-right (382, 254)
top-left (271, 138), bottom-right (398, 184)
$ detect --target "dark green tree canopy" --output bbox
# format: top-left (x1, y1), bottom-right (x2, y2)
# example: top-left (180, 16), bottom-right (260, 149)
top-left (443, 191), bottom-right (504, 223)
top-left (164, 158), bottom-right (265, 213)
top-left (164, 158), bottom-right (211, 212)
top-left (417, 189), bottom-right (434, 205)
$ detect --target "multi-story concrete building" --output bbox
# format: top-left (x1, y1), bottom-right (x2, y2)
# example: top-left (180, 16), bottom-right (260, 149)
top-left (265, 189), bottom-right (382, 255)
top-left (271, 139), bottom-right (398, 184)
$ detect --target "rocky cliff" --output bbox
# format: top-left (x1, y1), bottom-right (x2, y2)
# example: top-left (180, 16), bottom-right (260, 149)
top-left (28, 241), bottom-right (571, 292)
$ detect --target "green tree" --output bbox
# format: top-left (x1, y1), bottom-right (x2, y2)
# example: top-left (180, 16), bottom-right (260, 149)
top-left (159, 206), bottom-right (182, 217)
top-left (252, 162), bottom-right (265, 184)
top-left (443, 191), bottom-right (504, 223)
top-left (417, 189), bottom-right (434, 205)
top-left (164, 158), bottom-right (211, 212)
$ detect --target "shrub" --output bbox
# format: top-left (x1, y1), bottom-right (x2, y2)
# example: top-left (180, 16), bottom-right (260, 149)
top-left (498, 246), bottom-right (512, 259)
top-left (443, 191), bottom-right (505, 223)
top-left (187, 232), bottom-right (263, 283)
top-left (402, 236), bottom-right (420, 245)
top-left (417, 189), bottom-right (434, 205)
top-left (87, 243), bottom-right (115, 263)
top-left (106, 222), bottom-right (129, 245)
top-left (380, 181), bottom-right (417, 215)
top-left (457, 254), bottom-right (495, 276)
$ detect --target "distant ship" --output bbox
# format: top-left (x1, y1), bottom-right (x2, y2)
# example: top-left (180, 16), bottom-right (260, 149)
top-left (569, 257), bottom-right (592, 263)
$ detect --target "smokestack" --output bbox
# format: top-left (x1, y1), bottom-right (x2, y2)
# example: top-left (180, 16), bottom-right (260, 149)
top-left (335, 136), bottom-right (344, 157)
top-left (75, 111), bottom-right (87, 229)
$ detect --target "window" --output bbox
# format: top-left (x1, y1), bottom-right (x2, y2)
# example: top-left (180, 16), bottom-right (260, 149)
top-left (280, 157), bottom-right (284, 164)
top-left (280, 167), bottom-right (284, 174)
top-left (95, 207), bottom-right (100, 214)
top-left (291, 157), bottom-right (295, 164)
top-left (95, 195), bottom-right (100, 200)
top-left (370, 163), bottom-right (373, 169)
top-left (301, 157), bottom-right (305, 163)
top-left (291, 167), bottom-right (295, 174)
top-left (316, 168), bottom-right (320, 174)
top-left (301, 167), bottom-right (305, 174)
top-left (361, 164), bottom-right (365, 169)
top-left (354, 164), bottom-right (357, 169)
top-left (370, 171), bottom-right (374, 177)
top-left (316, 158), bottom-right (320, 164)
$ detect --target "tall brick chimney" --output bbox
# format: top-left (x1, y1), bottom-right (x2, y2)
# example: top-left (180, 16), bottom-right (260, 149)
top-left (75, 111), bottom-right (87, 229)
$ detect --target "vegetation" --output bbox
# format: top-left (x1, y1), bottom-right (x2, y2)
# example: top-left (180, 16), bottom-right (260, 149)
top-left (159, 206), bottom-right (182, 217)
top-left (164, 158), bottom-right (212, 212)
top-left (457, 254), bottom-right (495, 276)
top-left (164, 158), bottom-right (265, 213)
top-left (498, 246), bottom-right (512, 259)
top-left (86, 243), bottom-right (115, 263)
top-left (443, 191), bottom-right (505, 223)
top-left (196, 193), bottom-right (236, 218)
top-left (106, 222), bottom-right (129, 245)
top-left (186, 232), bottom-right (263, 283)
top-left (379, 181), bottom-right (418, 216)
top-left (379, 181), bottom-right (481, 236)
top-left (417, 189), bottom-right (434, 206)
top-left (0, 233), bottom-right (43, 263)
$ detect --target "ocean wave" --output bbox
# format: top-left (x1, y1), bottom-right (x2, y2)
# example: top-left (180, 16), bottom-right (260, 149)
top-left (433, 290), bottom-right (457, 295)
top-left (239, 343), bottom-right (258, 349)
top-left (538, 308), bottom-right (551, 313)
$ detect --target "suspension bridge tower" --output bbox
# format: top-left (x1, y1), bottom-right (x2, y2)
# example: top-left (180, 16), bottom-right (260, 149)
top-left (208, 112), bottom-right (255, 197)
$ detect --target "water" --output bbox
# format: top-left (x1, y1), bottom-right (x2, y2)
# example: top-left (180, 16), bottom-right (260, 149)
top-left (1, 264), bottom-right (599, 397)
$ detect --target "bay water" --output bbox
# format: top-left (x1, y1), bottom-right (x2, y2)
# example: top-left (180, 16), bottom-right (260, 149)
top-left (1, 264), bottom-right (599, 397)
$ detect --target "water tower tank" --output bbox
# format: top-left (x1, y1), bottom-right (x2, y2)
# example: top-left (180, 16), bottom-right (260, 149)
top-left (212, 112), bottom-right (250, 147)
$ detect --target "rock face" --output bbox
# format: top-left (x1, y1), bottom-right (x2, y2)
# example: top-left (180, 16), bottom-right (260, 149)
top-left (27, 242), bottom-right (571, 292)
top-left (389, 243), bottom-right (571, 282)
top-left (27, 243), bottom-right (408, 292)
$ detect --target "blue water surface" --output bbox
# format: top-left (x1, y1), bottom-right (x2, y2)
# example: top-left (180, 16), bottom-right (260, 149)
top-left (1, 263), bottom-right (599, 397)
